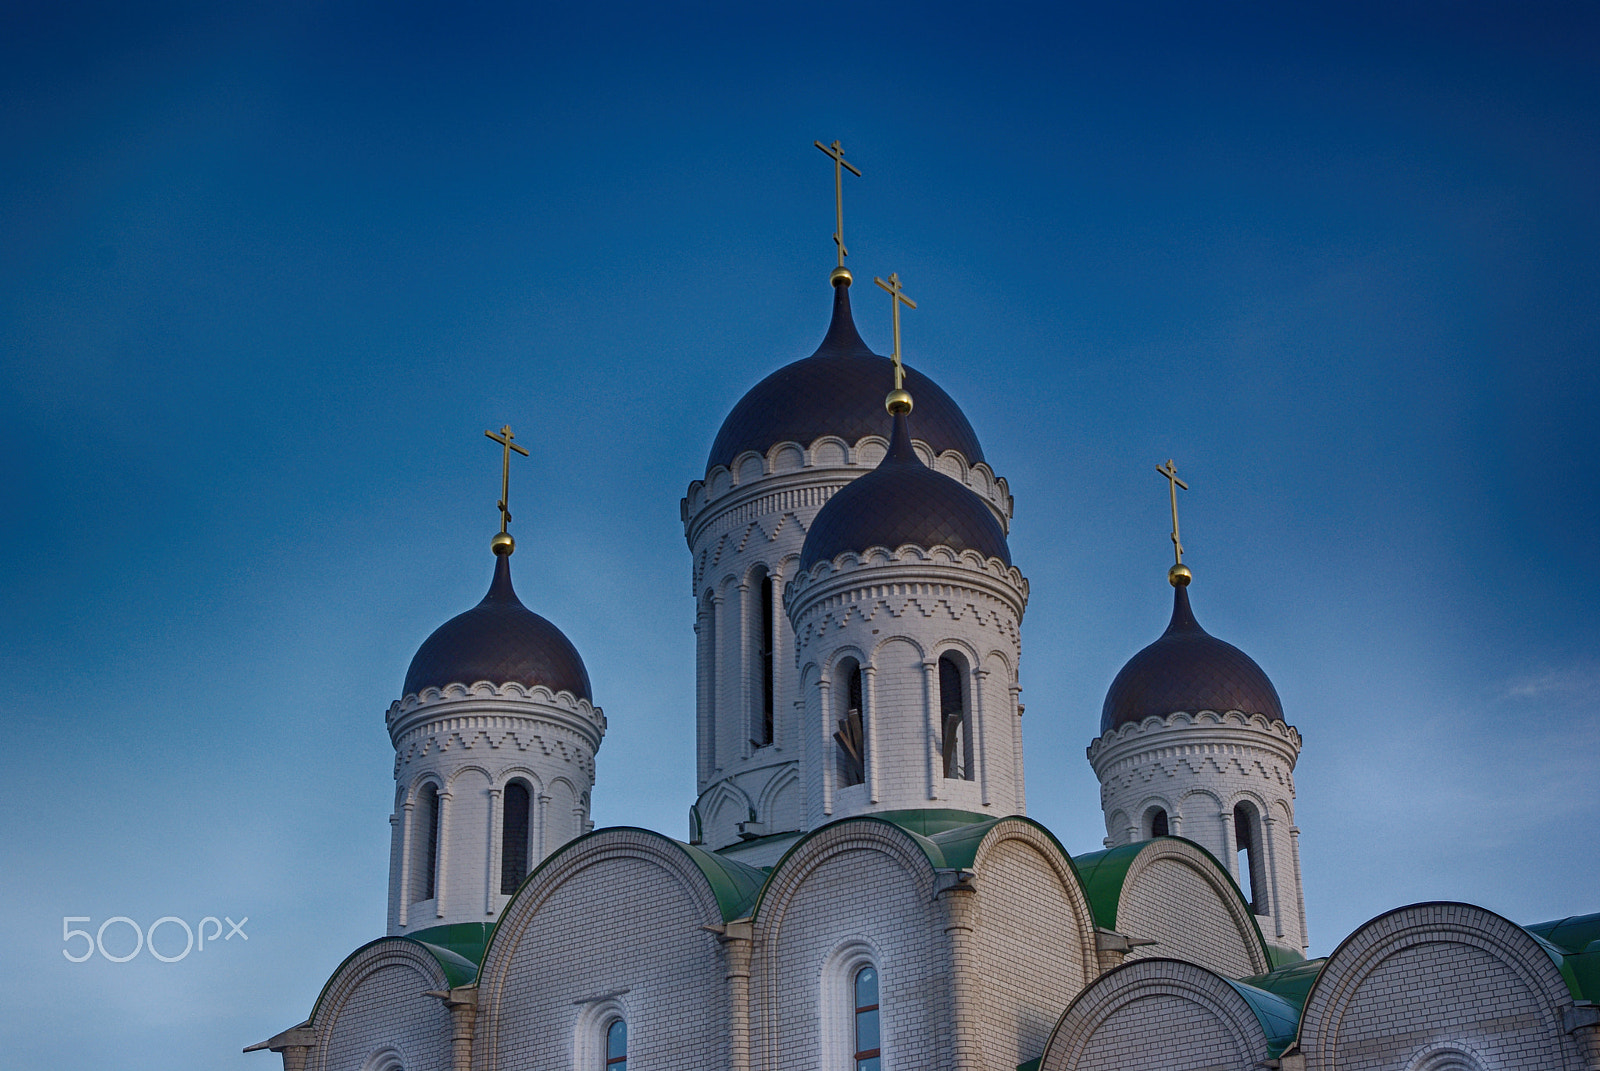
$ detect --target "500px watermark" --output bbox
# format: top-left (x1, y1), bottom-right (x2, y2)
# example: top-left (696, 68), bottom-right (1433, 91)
top-left (62, 915), bottom-right (248, 963)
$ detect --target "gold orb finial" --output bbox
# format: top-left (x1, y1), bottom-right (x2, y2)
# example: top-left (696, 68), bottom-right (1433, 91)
top-left (830, 266), bottom-right (853, 287)
top-left (885, 388), bottom-right (913, 415)
top-left (491, 531), bottom-right (515, 556)
top-left (1168, 562), bottom-right (1191, 587)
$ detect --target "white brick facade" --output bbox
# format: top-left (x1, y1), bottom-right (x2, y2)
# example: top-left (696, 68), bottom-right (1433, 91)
top-left (787, 545), bottom-right (1028, 826)
top-left (385, 682), bottom-right (605, 933)
top-left (250, 263), bottom-right (1597, 1071)
top-left (683, 431), bottom-right (1009, 851)
top-left (1040, 957), bottom-right (1275, 1071)
top-left (1090, 709), bottom-right (1308, 954)
top-left (305, 940), bottom-right (456, 1071)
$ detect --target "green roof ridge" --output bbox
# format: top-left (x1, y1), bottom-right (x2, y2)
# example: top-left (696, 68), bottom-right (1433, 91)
top-left (402, 922), bottom-right (495, 966)
top-left (674, 838), bottom-right (771, 922)
top-left (1223, 977), bottom-right (1303, 1057)
top-left (1524, 912), bottom-right (1600, 956)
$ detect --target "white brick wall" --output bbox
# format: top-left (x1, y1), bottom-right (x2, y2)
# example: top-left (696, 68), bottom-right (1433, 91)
top-left (968, 823), bottom-right (1100, 1069)
top-left (1115, 839), bottom-right (1270, 978)
top-left (749, 820), bottom-right (948, 1071)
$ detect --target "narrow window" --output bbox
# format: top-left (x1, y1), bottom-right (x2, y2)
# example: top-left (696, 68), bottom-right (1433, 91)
top-left (834, 660), bottom-right (865, 787)
top-left (1234, 804), bottom-right (1265, 914)
top-left (938, 655), bottom-right (972, 780)
top-left (1150, 808), bottom-right (1169, 838)
top-left (501, 781), bottom-right (531, 894)
top-left (751, 567), bottom-right (774, 747)
top-left (853, 965), bottom-right (880, 1071)
top-left (604, 1019), bottom-right (627, 1070)
top-left (414, 782), bottom-right (440, 904)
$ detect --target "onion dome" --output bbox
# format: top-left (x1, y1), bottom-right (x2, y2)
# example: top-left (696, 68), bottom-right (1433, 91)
top-left (403, 554), bottom-right (592, 701)
top-left (1100, 584), bottom-right (1282, 734)
top-left (707, 279), bottom-right (985, 472)
top-left (799, 408), bottom-right (1010, 571)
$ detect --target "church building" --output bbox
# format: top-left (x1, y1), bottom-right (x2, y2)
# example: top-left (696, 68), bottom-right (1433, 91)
top-left (248, 147), bottom-right (1600, 1071)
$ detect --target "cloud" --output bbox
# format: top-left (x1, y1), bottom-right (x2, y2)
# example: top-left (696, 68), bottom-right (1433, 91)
top-left (1500, 662), bottom-right (1600, 703)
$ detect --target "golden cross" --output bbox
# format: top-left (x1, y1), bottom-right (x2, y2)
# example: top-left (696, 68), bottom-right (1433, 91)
top-left (485, 425), bottom-right (530, 534)
top-left (814, 139), bottom-right (861, 269)
top-left (1156, 459), bottom-right (1189, 565)
top-left (873, 272), bottom-right (917, 389)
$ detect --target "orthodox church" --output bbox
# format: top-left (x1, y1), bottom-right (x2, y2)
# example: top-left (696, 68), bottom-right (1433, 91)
top-left (248, 156), bottom-right (1599, 1071)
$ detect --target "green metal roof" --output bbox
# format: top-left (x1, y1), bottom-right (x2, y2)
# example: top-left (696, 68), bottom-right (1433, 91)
top-left (1266, 942), bottom-right (1307, 969)
top-left (404, 922), bottom-right (494, 967)
top-left (674, 838), bottom-right (770, 922)
top-left (1223, 978), bottom-right (1302, 1057)
top-left (1238, 957), bottom-right (1325, 1014)
top-left (1070, 841), bottom-right (1148, 930)
top-left (1520, 911), bottom-right (1600, 1002)
top-left (1223, 958), bottom-right (1325, 1058)
top-left (1524, 912), bottom-right (1600, 955)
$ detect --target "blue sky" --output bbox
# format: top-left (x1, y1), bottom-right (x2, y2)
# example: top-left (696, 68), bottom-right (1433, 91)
top-left (3, 3), bottom-right (1597, 1068)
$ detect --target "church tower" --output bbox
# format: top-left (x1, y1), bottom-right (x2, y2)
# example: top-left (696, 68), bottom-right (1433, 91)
top-left (384, 427), bottom-right (605, 935)
top-left (1088, 464), bottom-right (1307, 954)
top-left (787, 279), bottom-right (1029, 827)
top-left (682, 142), bottom-right (1011, 851)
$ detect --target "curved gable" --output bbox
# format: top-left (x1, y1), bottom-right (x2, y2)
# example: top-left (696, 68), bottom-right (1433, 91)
top-left (1297, 901), bottom-right (1586, 1071)
top-left (1075, 837), bottom-right (1270, 977)
top-left (1041, 957), bottom-right (1274, 1071)
top-left (751, 815), bottom-right (946, 1071)
top-left (308, 938), bottom-right (454, 1071)
top-left (477, 827), bottom-right (761, 1071)
top-left (963, 818), bottom-right (1100, 1069)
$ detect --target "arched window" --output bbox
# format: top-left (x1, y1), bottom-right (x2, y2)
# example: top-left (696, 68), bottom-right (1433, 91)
top-left (1149, 807), bottom-right (1169, 838)
top-left (834, 659), bottom-right (865, 787)
top-left (413, 782), bottom-right (440, 904)
top-left (604, 1018), bottom-right (627, 1070)
top-left (938, 654), bottom-right (973, 780)
top-left (501, 781), bottom-right (531, 894)
top-left (751, 566), bottom-right (774, 747)
top-left (1234, 803), bottom-right (1266, 914)
top-left (853, 966), bottom-right (880, 1070)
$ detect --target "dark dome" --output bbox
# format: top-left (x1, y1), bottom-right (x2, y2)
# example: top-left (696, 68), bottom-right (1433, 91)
top-left (403, 555), bottom-right (592, 702)
top-left (798, 409), bottom-right (1011, 571)
top-left (706, 281), bottom-right (985, 472)
top-left (1100, 584), bottom-right (1282, 734)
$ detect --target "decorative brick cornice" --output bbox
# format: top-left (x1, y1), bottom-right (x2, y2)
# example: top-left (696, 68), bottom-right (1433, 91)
top-left (683, 435), bottom-right (1012, 542)
top-left (387, 681), bottom-right (603, 741)
top-left (786, 544), bottom-right (1028, 627)
top-left (392, 720), bottom-right (597, 782)
top-left (1088, 710), bottom-right (1302, 781)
